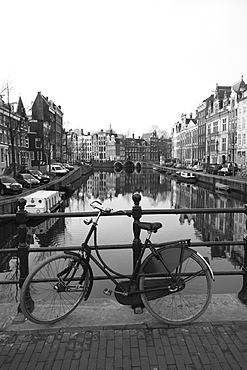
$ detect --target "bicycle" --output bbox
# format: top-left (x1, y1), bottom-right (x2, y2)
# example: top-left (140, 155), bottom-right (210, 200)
top-left (20, 200), bottom-right (214, 326)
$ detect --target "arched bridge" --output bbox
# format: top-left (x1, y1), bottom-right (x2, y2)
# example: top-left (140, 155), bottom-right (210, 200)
top-left (114, 161), bottom-right (146, 172)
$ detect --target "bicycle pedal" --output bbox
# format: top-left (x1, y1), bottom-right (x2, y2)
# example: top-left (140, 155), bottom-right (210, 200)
top-left (133, 306), bottom-right (143, 315)
top-left (103, 288), bottom-right (112, 296)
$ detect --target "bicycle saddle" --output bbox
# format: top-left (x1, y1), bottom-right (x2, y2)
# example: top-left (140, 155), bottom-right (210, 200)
top-left (136, 221), bottom-right (162, 233)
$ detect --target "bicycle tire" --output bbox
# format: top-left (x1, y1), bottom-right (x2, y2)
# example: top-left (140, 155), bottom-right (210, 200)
top-left (139, 244), bottom-right (212, 325)
top-left (20, 253), bottom-right (90, 324)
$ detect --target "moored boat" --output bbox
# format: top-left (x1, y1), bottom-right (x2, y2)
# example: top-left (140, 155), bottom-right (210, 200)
top-left (21, 190), bottom-right (62, 214)
top-left (215, 182), bottom-right (230, 193)
top-left (153, 164), bottom-right (166, 173)
top-left (175, 171), bottom-right (197, 184)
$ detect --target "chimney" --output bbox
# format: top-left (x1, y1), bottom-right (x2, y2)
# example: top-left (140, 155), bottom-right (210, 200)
top-left (132, 133), bottom-right (134, 139)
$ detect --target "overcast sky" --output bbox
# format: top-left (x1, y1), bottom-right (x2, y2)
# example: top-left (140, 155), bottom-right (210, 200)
top-left (1, 0), bottom-right (247, 137)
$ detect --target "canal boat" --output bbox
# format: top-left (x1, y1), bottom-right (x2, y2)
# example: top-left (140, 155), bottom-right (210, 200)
top-left (153, 164), bottom-right (166, 173)
top-left (215, 182), bottom-right (230, 193)
top-left (175, 171), bottom-right (197, 184)
top-left (22, 190), bottom-right (62, 214)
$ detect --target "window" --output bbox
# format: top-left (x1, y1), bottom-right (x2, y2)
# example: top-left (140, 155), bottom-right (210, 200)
top-left (213, 121), bottom-right (218, 133)
top-left (243, 134), bottom-right (246, 147)
top-left (243, 117), bottom-right (246, 130)
top-left (30, 152), bottom-right (34, 160)
top-left (37, 151), bottom-right (43, 160)
top-left (238, 134), bottom-right (242, 147)
top-left (222, 138), bottom-right (226, 151)
top-left (35, 138), bottom-right (42, 148)
top-left (222, 118), bottom-right (227, 131)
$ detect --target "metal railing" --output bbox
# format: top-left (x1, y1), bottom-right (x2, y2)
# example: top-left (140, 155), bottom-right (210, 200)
top-left (1, 192), bottom-right (247, 305)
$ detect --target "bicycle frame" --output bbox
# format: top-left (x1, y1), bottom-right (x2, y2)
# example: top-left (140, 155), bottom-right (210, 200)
top-left (77, 207), bottom-right (193, 298)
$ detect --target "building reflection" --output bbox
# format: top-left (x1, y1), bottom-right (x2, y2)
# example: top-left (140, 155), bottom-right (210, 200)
top-left (81, 169), bottom-right (172, 201)
top-left (170, 178), bottom-right (247, 268)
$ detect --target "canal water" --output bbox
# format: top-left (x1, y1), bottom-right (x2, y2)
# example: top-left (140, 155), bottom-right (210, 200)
top-left (0, 168), bottom-right (246, 303)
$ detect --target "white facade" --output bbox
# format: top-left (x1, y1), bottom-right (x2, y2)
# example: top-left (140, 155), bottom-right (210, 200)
top-left (237, 90), bottom-right (247, 168)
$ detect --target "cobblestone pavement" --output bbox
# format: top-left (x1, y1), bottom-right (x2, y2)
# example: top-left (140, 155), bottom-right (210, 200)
top-left (1, 321), bottom-right (247, 369)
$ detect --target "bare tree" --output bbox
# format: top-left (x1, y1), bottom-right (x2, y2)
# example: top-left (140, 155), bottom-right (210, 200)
top-left (149, 125), bottom-right (169, 139)
top-left (1, 80), bottom-right (18, 177)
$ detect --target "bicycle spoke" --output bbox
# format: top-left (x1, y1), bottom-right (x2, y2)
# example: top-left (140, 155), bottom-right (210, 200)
top-left (140, 245), bottom-right (212, 325)
top-left (20, 254), bottom-right (90, 324)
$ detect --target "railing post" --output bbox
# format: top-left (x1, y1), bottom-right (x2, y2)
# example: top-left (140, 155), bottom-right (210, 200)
top-left (16, 198), bottom-right (29, 313)
top-left (238, 204), bottom-right (247, 304)
top-left (132, 192), bottom-right (142, 271)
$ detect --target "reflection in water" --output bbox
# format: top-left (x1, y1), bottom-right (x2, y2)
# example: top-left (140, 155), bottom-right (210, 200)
top-left (1, 169), bottom-right (247, 301)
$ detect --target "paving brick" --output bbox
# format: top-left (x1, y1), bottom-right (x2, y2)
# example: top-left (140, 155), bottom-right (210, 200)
top-left (122, 338), bottom-right (131, 357)
top-left (140, 355), bottom-right (150, 370)
top-left (195, 345), bottom-right (211, 365)
top-left (225, 352), bottom-right (241, 370)
top-left (22, 343), bottom-right (36, 362)
top-left (123, 356), bottom-right (131, 370)
top-left (174, 353), bottom-right (186, 370)
top-left (69, 359), bottom-right (79, 370)
top-left (138, 338), bottom-right (147, 356)
top-left (51, 359), bottom-right (62, 370)
top-left (34, 340), bottom-right (45, 352)
top-left (180, 345), bottom-right (193, 365)
top-left (131, 347), bottom-right (140, 367)
top-left (105, 356), bottom-right (114, 370)
top-left (96, 349), bottom-right (106, 369)
top-left (106, 339), bottom-right (114, 357)
top-left (43, 352), bottom-right (56, 370)
top-left (79, 350), bottom-right (89, 369)
top-left (2, 322), bottom-right (247, 369)
top-left (163, 346), bottom-right (175, 365)
top-left (114, 348), bottom-right (123, 368)
top-left (227, 343), bottom-right (245, 362)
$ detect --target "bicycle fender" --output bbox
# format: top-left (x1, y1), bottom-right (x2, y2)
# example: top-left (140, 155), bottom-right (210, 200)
top-left (196, 251), bottom-right (215, 281)
top-left (64, 251), bottom-right (94, 300)
top-left (84, 263), bottom-right (94, 300)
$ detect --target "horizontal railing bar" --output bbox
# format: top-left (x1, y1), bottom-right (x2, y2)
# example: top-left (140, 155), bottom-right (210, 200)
top-left (0, 269), bottom-right (245, 285)
top-left (1, 206), bottom-right (247, 222)
top-left (0, 240), bottom-right (246, 254)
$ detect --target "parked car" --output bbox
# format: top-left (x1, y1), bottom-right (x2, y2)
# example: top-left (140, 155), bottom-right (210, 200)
top-left (192, 165), bottom-right (204, 172)
top-left (224, 162), bottom-right (239, 175)
top-left (186, 164), bottom-right (193, 170)
top-left (207, 164), bottom-right (222, 175)
top-left (15, 173), bottom-right (40, 188)
top-left (20, 169), bottom-right (50, 184)
top-left (218, 167), bottom-right (231, 176)
top-left (50, 163), bottom-right (70, 173)
top-left (0, 176), bottom-right (23, 195)
top-left (46, 164), bottom-right (68, 177)
top-left (62, 163), bottom-right (74, 171)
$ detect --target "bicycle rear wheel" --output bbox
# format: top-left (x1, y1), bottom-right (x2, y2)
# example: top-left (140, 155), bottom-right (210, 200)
top-left (20, 253), bottom-right (90, 324)
top-left (139, 245), bottom-right (212, 325)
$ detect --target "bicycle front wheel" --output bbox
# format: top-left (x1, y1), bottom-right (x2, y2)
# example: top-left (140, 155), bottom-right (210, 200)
top-left (20, 253), bottom-right (90, 324)
top-left (139, 245), bottom-right (212, 325)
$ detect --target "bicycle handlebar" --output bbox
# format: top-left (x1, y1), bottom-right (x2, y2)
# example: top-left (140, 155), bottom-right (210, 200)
top-left (89, 201), bottom-right (131, 217)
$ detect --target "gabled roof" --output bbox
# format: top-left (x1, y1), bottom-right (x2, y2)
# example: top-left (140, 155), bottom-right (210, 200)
top-left (215, 84), bottom-right (231, 100)
top-left (142, 133), bottom-right (152, 141)
top-left (16, 97), bottom-right (27, 118)
top-left (185, 117), bottom-right (197, 125)
top-left (232, 76), bottom-right (246, 93)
